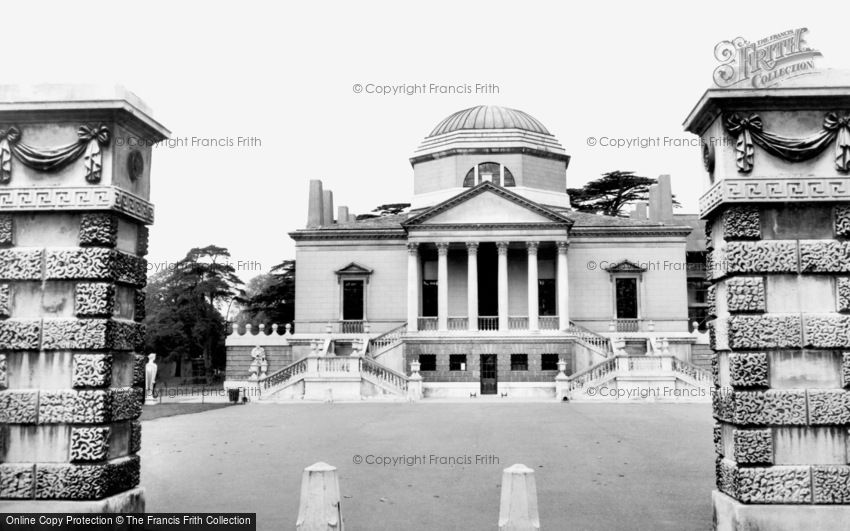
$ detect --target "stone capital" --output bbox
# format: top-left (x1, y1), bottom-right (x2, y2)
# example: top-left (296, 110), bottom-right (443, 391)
top-left (496, 241), bottom-right (510, 255)
top-left (436, 242), bottom-right (449, 256)
top-left (466, 241), bottom-right (479, 254)
top-left (526, 241), bottom-right (539, 255)
top-left (406, 242), bottom-right (418, 255)
top-left (557, 241), bottom-right (570, 254)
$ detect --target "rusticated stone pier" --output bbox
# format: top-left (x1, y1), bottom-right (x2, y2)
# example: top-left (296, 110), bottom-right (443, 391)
top-left (0, 85), bottom-right (168, 511)
top-left (685, 73), bottom-right (850, 529)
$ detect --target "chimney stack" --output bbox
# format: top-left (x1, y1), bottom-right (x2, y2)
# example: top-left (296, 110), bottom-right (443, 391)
top-left (322, 190), bottom-right (335, 225)
top-left (338, 206), bottom-right (349, 224)
top-left (631, 202), bottom-right (648, 220)
top-left (648, 174), bottom-right (674, 223)
top-left (307, 180), bottom-right (324, 227)
top-left (657, 174), bottom-right (673, 222)
top-left (648, 184), bottom-right (660, 222)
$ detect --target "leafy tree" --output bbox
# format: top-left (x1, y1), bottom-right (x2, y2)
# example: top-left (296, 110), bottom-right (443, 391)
top-left (567, 171), bottom-right (679, 217)
top-left (356, 202), bottom-right (411, 221)
top-left (144, 245), bottom-right (244, 376)
top-left (239, 260), bottom-right (295, 325)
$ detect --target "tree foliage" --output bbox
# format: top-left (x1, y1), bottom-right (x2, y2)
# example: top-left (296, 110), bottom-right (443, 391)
top-left (239, 260), bottom-right (296, 325)
top-left (356, 203), bottom-right (411, 220)
top-left (567, 171), bottom-right (679, 217)
top-left (144, 245), bottom-right (244, 375)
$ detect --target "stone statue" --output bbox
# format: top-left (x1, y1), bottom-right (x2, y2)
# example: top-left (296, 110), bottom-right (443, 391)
top-left (144, 353), bottom-right (157, 405)
top-left (249, 345), bottom-right (268, 380)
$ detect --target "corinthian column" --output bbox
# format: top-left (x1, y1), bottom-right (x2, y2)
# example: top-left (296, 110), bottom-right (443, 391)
top-left (557, 241), bottom-right (569, 330)
top-left (466, 242), bottom-right (479, 331)
top-left (437, 242), bottom-right (449, 332)
top-left (497, 241), bottom-right (509, 331)
top-left (527, 242), bottom-right (539, 331)
top-left (407, 243), bottom-right (419, 332)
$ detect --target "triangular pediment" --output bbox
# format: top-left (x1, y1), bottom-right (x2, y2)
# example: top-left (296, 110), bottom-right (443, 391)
top-left (604, 260), bottom-right (646, 273)
top-left (334, 262), bottom-right (373, 275)
top-left (404, 182), bottom-right (572, 227)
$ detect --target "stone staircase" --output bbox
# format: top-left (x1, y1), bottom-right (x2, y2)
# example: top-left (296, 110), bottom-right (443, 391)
top-left (566, 354), bottom-right (712, 401)
top-left (256, 335), bottom-right (409, 401)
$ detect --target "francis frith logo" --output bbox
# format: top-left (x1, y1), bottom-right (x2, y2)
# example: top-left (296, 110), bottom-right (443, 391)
top-left (713, 28), bottom-right (821, 88)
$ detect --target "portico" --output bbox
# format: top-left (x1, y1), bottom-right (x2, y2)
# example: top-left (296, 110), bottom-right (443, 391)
top-left (401, 180), bottom-right (574, 334)
top-left (405, 238), bottom-right (570, 333)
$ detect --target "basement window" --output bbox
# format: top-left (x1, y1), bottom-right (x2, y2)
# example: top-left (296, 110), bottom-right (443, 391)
top-left (510, 354), bottom-right (528, 371)
top-left (449, 354), bottom-right (467, 371)
top-left (418, 354), bottom-right (437, 371)
top-left (541, 353), bottom-right (559, 371)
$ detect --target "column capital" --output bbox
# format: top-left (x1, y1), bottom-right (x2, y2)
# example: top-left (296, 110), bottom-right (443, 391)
top-left (496, 241), bottom-right (510, 255)
top-left (407, 242), bottom-right (419, 255)
top-left (526, 241), bottom-right (539, 254)
top-left (466, 241), bottom-right (479, 254)
top-left (436, 242), bottom-right (450, 255)
top-left (557, 241), bottom-right (570, 254)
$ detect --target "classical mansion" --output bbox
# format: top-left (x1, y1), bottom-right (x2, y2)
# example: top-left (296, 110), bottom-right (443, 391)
top-left (225, 105), bottom-right (711, 400)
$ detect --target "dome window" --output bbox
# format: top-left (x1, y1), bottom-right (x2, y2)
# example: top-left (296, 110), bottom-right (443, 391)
top-left (462, 162), bottom-right (516, 188)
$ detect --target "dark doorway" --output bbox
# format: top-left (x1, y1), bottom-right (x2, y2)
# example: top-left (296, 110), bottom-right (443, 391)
top-left (342, 280), bottom-right (364, 320)
top-left (422, 280), bottom-right (438, 317)
top-left (615, 278), bottom-right (638, 319)
top-left (477, 244), bottom-right (499, 319)
top-left (539, 279), bottom-right (556, 315)
top-left (480, 354), bottom-right (497, 394)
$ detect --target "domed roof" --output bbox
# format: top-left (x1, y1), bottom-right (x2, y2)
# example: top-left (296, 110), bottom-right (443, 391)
top-left (428, 105), bottom-right (551, 137)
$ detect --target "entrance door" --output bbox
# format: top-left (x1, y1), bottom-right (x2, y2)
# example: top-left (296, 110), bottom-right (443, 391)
top-left (478, 244), bottom-right (499, 326)
top-left (480, 354), bottom-right (497, 395)
top-left (342, 280), bottom-right (364, 320)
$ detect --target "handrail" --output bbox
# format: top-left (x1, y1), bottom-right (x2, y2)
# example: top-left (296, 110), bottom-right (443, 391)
top-left (672, 357), bottom-right (713, 384)
top-left (566, 356), bottom-right (617, 391)
top-left (259, 356), bottom-right (309, 391)
top-left (567, 321), bottom-right (613, 357)
top-left (361, 357), bottom-right (409, 392)
top-left (368, 323), bottom-right (407, 357)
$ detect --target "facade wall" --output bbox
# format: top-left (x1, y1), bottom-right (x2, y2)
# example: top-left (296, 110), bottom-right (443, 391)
top-left (568, 239), bottom-right (689, 332)
top-left (519, 154), bottom-right (566, 193)
top-left (404, 339), bottom-right (573, 383)
top-left (294, 240), bottom-right (408, 333)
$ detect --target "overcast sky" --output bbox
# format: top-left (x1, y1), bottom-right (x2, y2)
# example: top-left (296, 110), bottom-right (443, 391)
top-left (5, 1), bottom-right (848, 281)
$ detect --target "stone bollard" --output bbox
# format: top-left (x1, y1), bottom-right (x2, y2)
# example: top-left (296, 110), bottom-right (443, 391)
top-left (296, 462), bottom-right (344, 531)
top-left (498, 464), bottom-right (540, 531)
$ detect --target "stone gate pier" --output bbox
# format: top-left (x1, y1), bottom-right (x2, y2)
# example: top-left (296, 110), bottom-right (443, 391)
top-left (685, 72), bottom-right (850, 529)
top-left (0, 85), bottom-right (168, 511)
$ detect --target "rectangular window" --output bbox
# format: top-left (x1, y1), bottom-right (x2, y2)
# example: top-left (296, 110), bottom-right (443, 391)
top-left (541, 353), bottom-right (559, 371)
top-left (449, 354), bottom-right (467, 371)
top-left (342, 280), bottom-right (364, 320)
top-left (615, 278), bottom-right (638, 319)
top-left (418, 354), bottom-right (436, 371)
top-left (510, 354), bottom-right (528, 371)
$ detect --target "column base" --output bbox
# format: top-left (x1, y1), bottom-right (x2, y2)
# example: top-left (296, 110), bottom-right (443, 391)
top-left (712, 490), bottom-right (850, 531)
top-left (0, 487), bottom-right (145, 513)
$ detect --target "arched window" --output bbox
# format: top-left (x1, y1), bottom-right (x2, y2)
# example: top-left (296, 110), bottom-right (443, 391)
top-left (463, 168), bottom-right (475, 187)
top-left (462, 162), bottom-right (516, 187)
top-left (477, 162), bottom-right (500, 183)
top-left (503, 167), bottom-right (516, 187)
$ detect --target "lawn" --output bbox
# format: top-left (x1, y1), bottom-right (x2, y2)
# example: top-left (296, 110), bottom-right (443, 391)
top-left (140, 402), bottom-right (715, 531)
